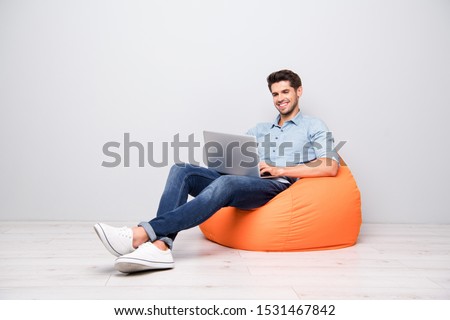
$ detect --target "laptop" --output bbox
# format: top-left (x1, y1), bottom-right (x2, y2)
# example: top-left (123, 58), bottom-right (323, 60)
top-left (203, 130), bottom-right (274, 178)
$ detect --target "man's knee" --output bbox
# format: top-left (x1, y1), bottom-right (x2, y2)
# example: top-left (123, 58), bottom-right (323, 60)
top-left (171, 162), bottom-right (191, 172)
top-left (169, 162), bottom-right (202, 177)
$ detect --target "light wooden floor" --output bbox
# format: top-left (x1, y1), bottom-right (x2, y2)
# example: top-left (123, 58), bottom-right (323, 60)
top-left (0, 222), bottom-right (449, 300)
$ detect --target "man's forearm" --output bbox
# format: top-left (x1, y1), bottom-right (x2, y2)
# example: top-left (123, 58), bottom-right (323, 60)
top-left (279, 158), bottom-right (339, 178)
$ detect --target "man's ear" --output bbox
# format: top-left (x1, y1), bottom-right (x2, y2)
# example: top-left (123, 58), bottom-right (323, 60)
top-left (296, 86), bottom-right (303, 98)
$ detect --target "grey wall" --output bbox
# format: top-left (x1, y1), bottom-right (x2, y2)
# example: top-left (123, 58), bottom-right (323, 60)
top-left (1, 0), bottom-right (450, 223)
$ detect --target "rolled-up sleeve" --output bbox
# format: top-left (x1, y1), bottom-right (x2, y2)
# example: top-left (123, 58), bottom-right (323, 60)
top-left (309, 120), bottom-right (340, 164)
top-left (246, 126), bottom-right (256, 137)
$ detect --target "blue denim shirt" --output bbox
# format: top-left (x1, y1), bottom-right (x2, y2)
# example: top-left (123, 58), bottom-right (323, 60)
top-left (247, 112), bottom-right (339, 167)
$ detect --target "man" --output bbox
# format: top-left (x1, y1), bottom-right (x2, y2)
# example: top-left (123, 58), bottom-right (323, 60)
top-left (94, 69), bottom-right (339, 273)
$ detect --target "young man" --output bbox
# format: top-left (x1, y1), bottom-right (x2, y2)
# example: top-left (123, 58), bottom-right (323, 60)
top-left (94, 69), bottom-right (339, 273)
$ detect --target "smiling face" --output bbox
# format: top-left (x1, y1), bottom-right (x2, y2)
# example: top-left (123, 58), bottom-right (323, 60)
top-left (270, 80), bottom-right (303, 123)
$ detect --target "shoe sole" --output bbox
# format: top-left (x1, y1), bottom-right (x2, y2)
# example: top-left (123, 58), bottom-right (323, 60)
top-left (93, 223), bottom-right (122, 257)
top-left (115, 257), bottom-right (174, 273)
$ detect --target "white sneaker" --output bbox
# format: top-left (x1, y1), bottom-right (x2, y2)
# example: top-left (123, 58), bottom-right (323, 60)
top-left (93, 223), bottom-right (135, 257)
top-left (114, 242), bottom-right (174, 273)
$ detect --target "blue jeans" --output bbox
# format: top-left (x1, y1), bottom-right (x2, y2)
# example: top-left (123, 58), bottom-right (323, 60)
top-left (138, 163), bottom-right (291, 248)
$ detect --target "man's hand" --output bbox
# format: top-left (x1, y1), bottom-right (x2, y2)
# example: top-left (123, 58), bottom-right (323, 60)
top-left (259, 161), bottom-right (285, 177)
top-left (259, 158), bottom-right (339, 178)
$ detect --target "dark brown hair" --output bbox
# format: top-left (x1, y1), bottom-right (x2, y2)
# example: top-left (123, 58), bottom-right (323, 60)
top-left (267, 69), bottom-right (302, 91)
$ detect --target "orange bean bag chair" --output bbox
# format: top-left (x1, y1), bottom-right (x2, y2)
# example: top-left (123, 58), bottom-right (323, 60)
top-left (199, 162), bottom-right (362, 251)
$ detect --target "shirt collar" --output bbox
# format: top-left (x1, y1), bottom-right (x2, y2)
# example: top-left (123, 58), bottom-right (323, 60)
top-left (272, 111), bottom-right (303, 127)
